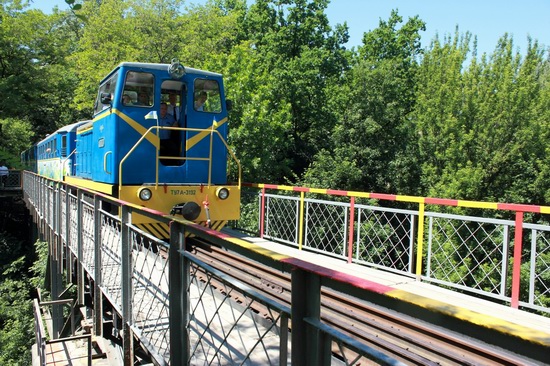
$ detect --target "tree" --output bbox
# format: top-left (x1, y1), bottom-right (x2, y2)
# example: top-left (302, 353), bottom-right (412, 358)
top-left (0, 2), bottom-right (84, 141)
top-left (303, 10), bottom-right (425, 194)
top-left (415, 32), bottom-right (549, 204)
top-left (0, 117), bottom-right (33, 165)
top-left (71, 0), bottom-right (137, 110)
top-left (177, 0), bottom-right (246, 68)
top-left (228, 0), bottom-right (350, 182)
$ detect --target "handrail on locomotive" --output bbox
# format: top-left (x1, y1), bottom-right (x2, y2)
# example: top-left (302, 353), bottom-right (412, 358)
top-left (119, 124), bottom-right (242, 196)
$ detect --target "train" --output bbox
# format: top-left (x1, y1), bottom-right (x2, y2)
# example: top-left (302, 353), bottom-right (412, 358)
top-left (21, 60), bottom-right (241, 238)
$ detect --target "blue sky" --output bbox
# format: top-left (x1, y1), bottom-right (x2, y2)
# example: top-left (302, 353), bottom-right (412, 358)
top-left (29, 0), bottom-right (549, 56)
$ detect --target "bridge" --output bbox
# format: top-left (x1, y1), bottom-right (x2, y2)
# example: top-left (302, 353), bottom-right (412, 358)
top-left (0, 169), bottom-right (22, 197)
top-left (13, 171), bottom-right (550, 365)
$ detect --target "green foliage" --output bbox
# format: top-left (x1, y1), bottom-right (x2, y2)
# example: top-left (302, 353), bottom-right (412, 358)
top-left (225, 0), bottom-right (351, 182)
top-left (0, 0), bottom-right (547, 204)
top-left (0, 118), bottom-right (33, 157)
top-left (223, 42), bottom-right (295, 181)
top-left (303, 10), bottom-right (425, 194)
top-left (232, 189), bottom-right (260, 234)
top-left (415, 32), bottom-right (548, 205)
top-left (178, 0), bottom-right (246, 68)
top-left (0, 208), bottom-right (47, 365)
top-left (0, 272), bottom-right (34, 366)
top-left (0, 234), bottom-right (41, 365)
top-left (0, 2), bottom-right (84, 141)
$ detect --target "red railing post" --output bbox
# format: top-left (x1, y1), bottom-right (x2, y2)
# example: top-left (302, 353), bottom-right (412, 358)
top-left (260, 187), bottom-right (266, 238)
top-left (511, 211), bottom-right (524, 308)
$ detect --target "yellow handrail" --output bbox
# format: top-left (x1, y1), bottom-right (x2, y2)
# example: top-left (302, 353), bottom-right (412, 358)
top-left (118, 126), bottom-right (241, 197)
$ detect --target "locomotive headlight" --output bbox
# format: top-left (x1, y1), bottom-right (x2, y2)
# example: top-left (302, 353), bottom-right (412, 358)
top-left (138, 188), bottom-right (152, 201)
top-left (216, 187), bottom-right (230, 200)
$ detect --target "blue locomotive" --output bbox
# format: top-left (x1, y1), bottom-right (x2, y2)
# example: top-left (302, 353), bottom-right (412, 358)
top-left (23, 60), bottom-right (240, 237)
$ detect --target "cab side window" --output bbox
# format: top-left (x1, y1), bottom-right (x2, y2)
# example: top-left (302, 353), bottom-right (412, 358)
top-left (122, 71), bottom-right (154, 107)
top-left (193, 79), bottom-right (221, 113)
top-left (94, 72), bottom-right (118, 115)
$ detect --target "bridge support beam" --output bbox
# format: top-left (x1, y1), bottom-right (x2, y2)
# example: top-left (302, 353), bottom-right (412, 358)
top-left (291, 268), bottom-right (321, 366)
top-left (48, 183), bottom-right (64, 339)
top-left (121, 205), bottom-right (134, 365)
top-left (93, 196), bottom-right (103, 337)
top-left (169, 221), bottom-right (188, 364)
top-left (77, 190), bottom-right (85, 306)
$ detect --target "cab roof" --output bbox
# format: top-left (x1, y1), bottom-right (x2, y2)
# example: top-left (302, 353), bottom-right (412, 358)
top-left (118, 62), bottom-right (220, 77)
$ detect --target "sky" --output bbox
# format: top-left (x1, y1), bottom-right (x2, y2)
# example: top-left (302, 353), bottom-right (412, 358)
top-left (28, 0), bottom-right (550, 56)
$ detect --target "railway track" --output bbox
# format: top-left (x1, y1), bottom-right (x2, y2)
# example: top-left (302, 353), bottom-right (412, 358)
top-left (188, 238), bottom-right (542, 366)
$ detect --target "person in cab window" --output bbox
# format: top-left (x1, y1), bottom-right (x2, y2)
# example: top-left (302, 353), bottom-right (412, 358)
top-left (137, 91), bottom-right (150, 106)
top-left (159, 102), bottom-right (179, 157)
top-left (122, 94), bottom-right (132, 105)
top-left (168, 92), bottom-right (179, 121)
top-left (194, 91), bottom-right (207, 111)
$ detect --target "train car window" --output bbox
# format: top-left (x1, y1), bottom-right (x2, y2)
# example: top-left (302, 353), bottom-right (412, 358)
top-left (61, 135), bottom-right (67, 157)
top-left (194, 79), bottom-right (221, 113)
top-left (53, 139), bottom-right (57, 156)
top-left (123, 71), bottom-right (154, 107)
top-left (94, 72), bottom-right (119, 115)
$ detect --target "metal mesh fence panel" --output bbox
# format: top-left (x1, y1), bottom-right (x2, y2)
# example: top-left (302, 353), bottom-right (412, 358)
top-left (425, 213), bottom-right (511, 300)
top-left (81, 200), bottom-right (95, 277)
top-left (304, 200), bottom-right (348, 258)
top-left (131, 230), bottom-right (171, 361)
top-left (264, 195), bottom-right (299, 246)
top-left (527, 225), bottom-right (550, 311)
top-left (186, 255), bottom-right (290, 365)
top-left (355, 205), bottom-right (415, 274)
top-left (100, 212), bottom-right (123, 312)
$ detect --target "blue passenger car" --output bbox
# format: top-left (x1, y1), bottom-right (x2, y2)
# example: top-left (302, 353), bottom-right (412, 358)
top-left (30, 121), bottom-right (86, 180)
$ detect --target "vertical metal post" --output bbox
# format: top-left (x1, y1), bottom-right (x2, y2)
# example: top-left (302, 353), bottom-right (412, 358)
top-left (65, 187), bottom-right (72, 284)
top-left (415, 202), bottom-right (426, 281)
top-left (183, 234), bottom-right (191, 361)
top-left (279, 312), bottom-right (289, 366)
top-left (501, 226), bottom-right (510, 298)
top-left (51, 183), bottom-right (63, 338)
top-left (260, 188), bottom-right (266, 238)
top-left (298, 192), bottom-right (305, 250)
top-left (319, 330), bottom-right (332, 365)
top-left (93, 195), bottom-right (103, 336)
top-left (347, 197), bottom-right (355, 264)
top-left (291, 268), bottom-right (321, 366)
top-left (77, 189), bottom-right (85, 305)
top-left (511, 211), bottom-right (524, 308)
top-left (169, 221), bottom-right (187, 364)
top-left (408, 214), bottom-right (416, 274)
top-left (121, 205), bottom-right (134, 365)
top-left (425, 216), bottom-right (433, 279)
top-left (529, 229), bottom-right (537, 305)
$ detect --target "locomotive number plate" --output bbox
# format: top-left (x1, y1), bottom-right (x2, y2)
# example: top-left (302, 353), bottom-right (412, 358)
top-left (170, 189), bottom-right (197, 195)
